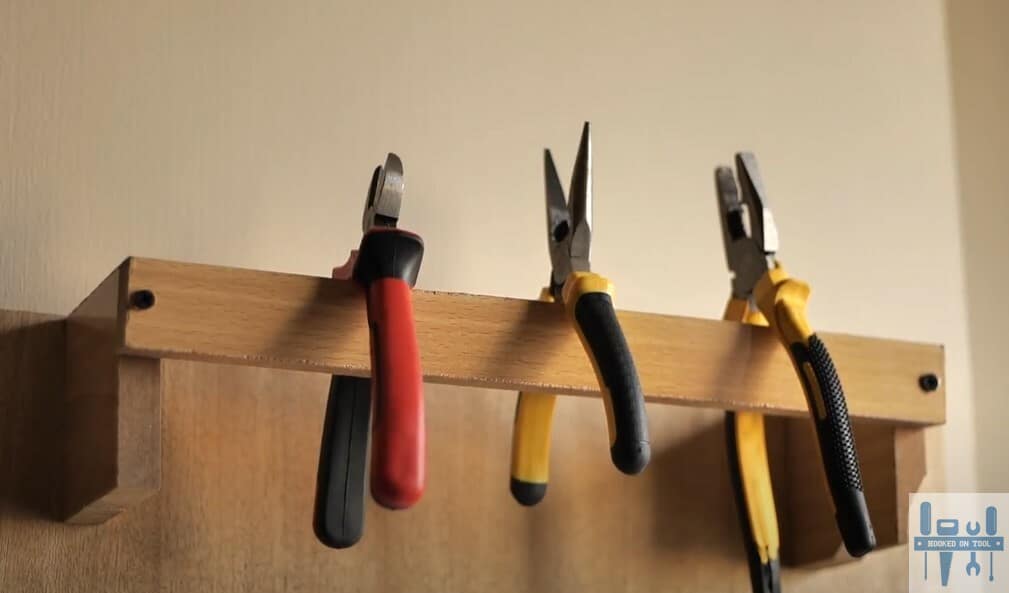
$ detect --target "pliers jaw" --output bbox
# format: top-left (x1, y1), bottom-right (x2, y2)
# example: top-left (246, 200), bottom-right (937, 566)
top-left (716, 152), bottom-right (779, 301)
top-left (362, 153), bottom-right (404, 232)
top-left (545, 122), bottom-right (593, 300)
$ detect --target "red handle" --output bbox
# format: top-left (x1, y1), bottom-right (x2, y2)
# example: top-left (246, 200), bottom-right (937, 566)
top-left (365, 277), bottom-right (425, 509)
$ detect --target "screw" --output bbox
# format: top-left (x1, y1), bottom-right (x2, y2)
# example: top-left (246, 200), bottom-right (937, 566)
top-left (918, 373), bottom-right (940, 393)
top-left (130, 289), bottom-right (156, 310)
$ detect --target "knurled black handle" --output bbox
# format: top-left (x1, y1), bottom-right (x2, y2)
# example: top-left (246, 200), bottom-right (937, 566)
top-left (791, 335), bottom-right (876, 557)
top-left (313, 375), bottom-right (371, 549)
top-left (572, 292), bottom-right (650, 475)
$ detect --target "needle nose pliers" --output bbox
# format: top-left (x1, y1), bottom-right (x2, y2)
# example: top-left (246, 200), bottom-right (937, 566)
top-left (314, 153), bottom-right (425, 548)
top-left (716, 153), bottom-right (876, 590)
top-left (509, 123), bottom-right (650, 505)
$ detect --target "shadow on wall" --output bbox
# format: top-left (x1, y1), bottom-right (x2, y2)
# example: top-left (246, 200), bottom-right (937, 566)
top-left (0, 314), bottom-right (66, 521)
top-left (521, 408), bottom-right (746, 591)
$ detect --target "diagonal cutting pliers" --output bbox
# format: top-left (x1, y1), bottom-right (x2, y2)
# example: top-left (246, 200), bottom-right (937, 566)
top-left (509, 123), bottom-right (650, 505)
top-left (716, 153), bottom-right (876, 589)
top-left (314, 153), bottom-right (425, 548)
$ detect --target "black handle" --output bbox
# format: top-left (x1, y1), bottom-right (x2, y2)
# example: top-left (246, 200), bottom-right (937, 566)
top-left (572, 292), bottom-right (650, 475)
top-left (313, 375), bottom-right (371, 549)
top-left (791, 335), bottom-right (876, 557)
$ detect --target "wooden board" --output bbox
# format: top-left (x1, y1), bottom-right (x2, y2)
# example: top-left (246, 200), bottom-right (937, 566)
top-left (120, 257), bottom-right (945, 425)
top-left (64, 267), bottom-right (162, 523)
top-left (0, 310), bottom-right (924, 592)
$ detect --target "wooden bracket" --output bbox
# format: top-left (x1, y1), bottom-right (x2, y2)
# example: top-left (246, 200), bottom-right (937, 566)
top-left (59, 257), bottom-right (943, 565)
top-left (767, 418), bottom-right (927, 565)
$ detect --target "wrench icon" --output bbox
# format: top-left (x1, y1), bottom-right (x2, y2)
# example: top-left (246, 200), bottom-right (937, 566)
top-left (967, 551), bottom-right (981, 576)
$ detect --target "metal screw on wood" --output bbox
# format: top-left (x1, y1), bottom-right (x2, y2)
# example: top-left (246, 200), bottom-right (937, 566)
top-left (918, 373), bottom-right (940, 393)
top-left (130, 289), bottom-right (156, 310)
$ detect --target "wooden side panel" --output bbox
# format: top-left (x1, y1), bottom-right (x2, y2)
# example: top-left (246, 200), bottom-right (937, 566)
top-left (64, 264), bottom-right (162, 524)
top-left (121, 258), bottom-right (945, 424)
top-left (771, 418), bottom-right (927, 566)
top-left (0, 341), bottom-right (926, 592)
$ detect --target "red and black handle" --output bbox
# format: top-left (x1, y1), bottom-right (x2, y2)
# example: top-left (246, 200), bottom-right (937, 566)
top-left (354, 227), bottom-right (426, 510)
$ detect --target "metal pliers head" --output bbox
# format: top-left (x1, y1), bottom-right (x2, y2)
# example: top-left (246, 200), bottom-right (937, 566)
top-left (362, 153), bottom-right (404, 232)
top-left (545, 122), bottom-right (593, 300)
top-left (716, 153), bottom-right (779, 301)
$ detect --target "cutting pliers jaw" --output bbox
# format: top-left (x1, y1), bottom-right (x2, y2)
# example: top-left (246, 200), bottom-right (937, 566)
top-left (362, 153), bottom-right (404, 232)
top-left (716, 153), bottom-right (779, 302)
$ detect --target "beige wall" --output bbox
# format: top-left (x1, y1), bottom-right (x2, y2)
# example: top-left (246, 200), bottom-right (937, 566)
top-left (0, 0), bottom-right (980, 590)
top-left (947, 0), bottom-right (1009, 492)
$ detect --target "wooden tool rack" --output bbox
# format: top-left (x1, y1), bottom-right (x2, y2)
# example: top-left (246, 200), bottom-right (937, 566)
top-left (25, 256), bottom-right (943, 567)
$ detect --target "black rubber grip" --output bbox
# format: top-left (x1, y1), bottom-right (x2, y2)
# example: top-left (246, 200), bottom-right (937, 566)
top-left (313, 375), bottom-right (371, 549)
top-left (790, 335), bottom-right (876, 557)
top-left (572, 292), bottom-right (650, 475)
top-left (354, 228), bottom-right (424, 286)
top-left (724, 412), bottom-right (781, 593)
top-left (510, 478), bottom-right (548, 507)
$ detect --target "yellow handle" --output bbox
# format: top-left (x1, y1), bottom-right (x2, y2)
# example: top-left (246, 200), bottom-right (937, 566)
top-left (753, 265), bottom-right (822, 419)
top-left (509, 289), bottom-right (558, 505)
top-left (724, 298), bottom-right (780, 565)
top-left (511, 390), bottom-right (557, 484)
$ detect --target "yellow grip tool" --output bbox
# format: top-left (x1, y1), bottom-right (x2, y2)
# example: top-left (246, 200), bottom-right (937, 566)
top-left (510, 289), bottom-right (559, 505)
top-left (724, 298), bottom-right (781, 593)
top-left (511, 122), bottom-right (651, 505)
top-left (753, 265), bottom-right (876, 557)
top-left (510, 276), bottom-right (650, 505)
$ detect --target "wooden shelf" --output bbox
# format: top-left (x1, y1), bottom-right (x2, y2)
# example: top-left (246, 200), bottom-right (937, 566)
top-left (52, 256), bottom-right (944, 564)
top-left (111, 257), bottom-right (941, 420)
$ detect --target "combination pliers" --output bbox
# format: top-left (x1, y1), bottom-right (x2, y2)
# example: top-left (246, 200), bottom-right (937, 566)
top-left (716, 153), bottom-right (876, 591)
top-left (509, 123), bottom-right (650, 505)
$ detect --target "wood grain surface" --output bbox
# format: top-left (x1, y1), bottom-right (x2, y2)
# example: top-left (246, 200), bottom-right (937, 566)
top-left (64, 264), bottom-right (162, 524)
top-left (1, 309), bottom-right (924, 592)
top-left (120, 258), bottom-right (945, 425)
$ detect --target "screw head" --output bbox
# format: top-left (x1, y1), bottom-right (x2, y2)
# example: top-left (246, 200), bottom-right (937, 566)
top-left (918, 373), bottom-right (940, 393)
top-left (130, 289), bottom-right (156, 310)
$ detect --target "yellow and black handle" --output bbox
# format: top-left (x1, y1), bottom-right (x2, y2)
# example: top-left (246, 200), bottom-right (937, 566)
top-left (510, 391), bottom-right (558, 505)
top-left (510, 291), bottom-right (559, 505)
top-left (754, 266), bottom-right (876, 558)
top-left (723, 299), bottom-right (780, 593)
top-left (509, 274), bottom-right (650, 505)
top-left (563, 272), bottom-right (650, 475)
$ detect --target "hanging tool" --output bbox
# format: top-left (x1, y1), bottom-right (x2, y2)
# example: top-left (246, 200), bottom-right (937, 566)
top-left (314, 153), bottom-right (425, 548)
top-left (509, 123), bottom-right (650, 505)
top-left (716, 153), bottom-right (876, 564)
top-left (940, 550), bottom-right (954, 587)
top-left (967, 551), bottom-right (982, 577)
top-left (722, 304), bottom-right (781, 593)
top-left (937, 518), bottom-right (958, 587)
top-left (988, 506), bottom-right (997, 582)
top-left (921, 501), bottom-right (932, 580)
